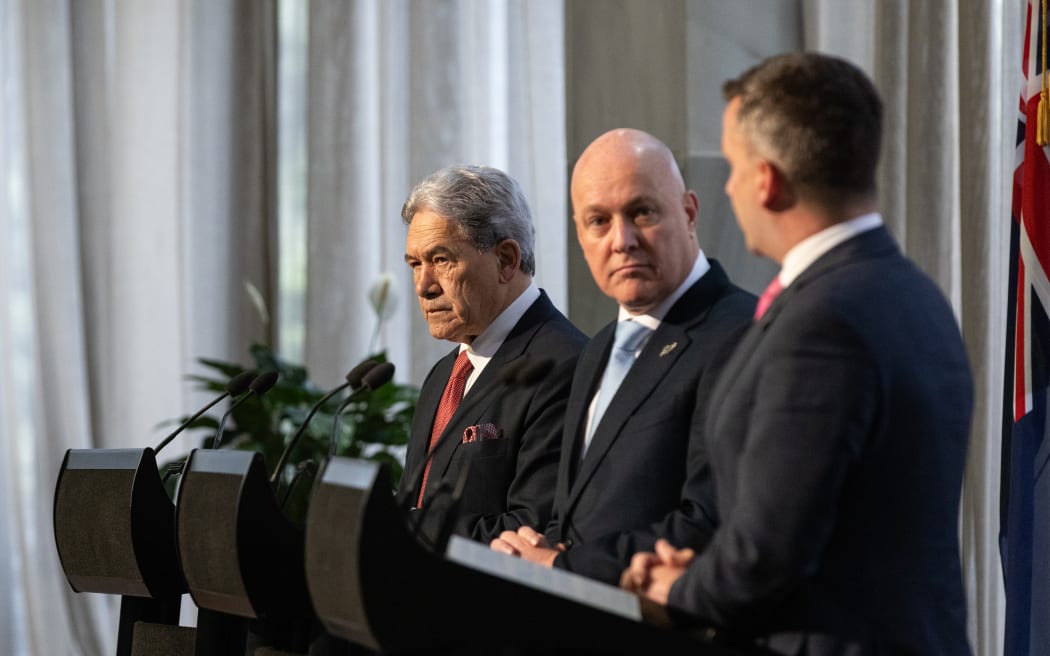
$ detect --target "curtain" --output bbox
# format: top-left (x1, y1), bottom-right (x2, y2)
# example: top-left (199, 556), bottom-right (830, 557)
top-left (0, 0), bottom-right (277, 652)
top-left (303, 0), bottom-right (568, 387)
top-left (0, 1), bottom-right (113, 653)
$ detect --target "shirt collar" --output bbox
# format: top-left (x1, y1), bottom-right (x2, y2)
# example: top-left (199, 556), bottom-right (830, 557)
top-left (458, 282), bottom-right (541, 381)
top-left (617, 250), bottom-right (710, 332)
top-left (778, 213), bottom-right (883, 288)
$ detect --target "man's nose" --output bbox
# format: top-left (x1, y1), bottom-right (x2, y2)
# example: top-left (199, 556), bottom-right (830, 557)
top-left (610, 216), bottom-right (638, 252)
top-left (416, 266), bottom-right (441, 299)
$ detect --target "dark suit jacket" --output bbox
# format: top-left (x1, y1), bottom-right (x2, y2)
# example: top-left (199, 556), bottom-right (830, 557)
top-left (548, 261), bottom-right (755, 584)
top-left (397, 290), bottom-right (586, 546)
top-left (668, 227), bottom-right (973, 655)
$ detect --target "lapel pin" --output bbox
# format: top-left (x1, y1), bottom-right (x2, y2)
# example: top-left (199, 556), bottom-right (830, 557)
top-left (659, 342), bottom-right (678, 357)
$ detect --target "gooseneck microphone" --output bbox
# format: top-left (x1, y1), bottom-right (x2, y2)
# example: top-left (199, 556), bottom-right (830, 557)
top-left (268, 360), bottom-right (382, 487)
top-left (211, 371), bottom-right (280, 449)
top-left (154, 370), bottom-right (257, 455)
top-left (327, 361), bottom-right (396, 459)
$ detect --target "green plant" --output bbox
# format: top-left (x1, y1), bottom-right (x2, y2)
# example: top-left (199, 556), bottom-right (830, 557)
top-left (162, 343), bottom-right (417, 523)
top-left (161, 275), bottom-right (416, 522)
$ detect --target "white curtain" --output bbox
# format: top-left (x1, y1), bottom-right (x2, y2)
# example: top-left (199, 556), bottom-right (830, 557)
top-left (0, 0), bottom-right (276, 653)
top-left (0, 1), bottom-right (113, 653)
top-left (302, 0), bottom-right (568, 387)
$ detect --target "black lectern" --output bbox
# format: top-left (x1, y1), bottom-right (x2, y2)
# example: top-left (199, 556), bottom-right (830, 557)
top-left (53, 448), bottom-right (186, 656)
top-left (175, 448), bottom-right (313, 654)
top-left (304, 457), bottom-right (761, 655)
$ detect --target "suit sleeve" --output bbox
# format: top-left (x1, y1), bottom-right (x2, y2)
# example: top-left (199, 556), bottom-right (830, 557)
top-left (668, 307), bottom-right (879, 629)
top-left (552, 321), bottom-right (747, 584)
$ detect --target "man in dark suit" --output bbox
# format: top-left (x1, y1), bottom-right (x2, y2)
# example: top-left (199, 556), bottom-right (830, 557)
top-left (621, 53), bottom-right (974, 654)
top-left (490, 129), bottom-right (755, 584)
top-left (397, 165), bottom-right (586, 547)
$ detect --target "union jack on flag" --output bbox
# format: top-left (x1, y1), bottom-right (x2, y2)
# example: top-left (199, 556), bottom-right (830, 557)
top-left (1001, 1), bottom-right (1050, 654)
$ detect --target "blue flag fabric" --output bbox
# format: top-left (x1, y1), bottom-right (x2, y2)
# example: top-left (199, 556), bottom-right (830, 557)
top-left (1001, 2), bottom-right (1050, 654)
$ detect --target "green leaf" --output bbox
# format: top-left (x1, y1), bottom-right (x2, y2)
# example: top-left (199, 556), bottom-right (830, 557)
top-left (160, 344), bottom-right (418, 515)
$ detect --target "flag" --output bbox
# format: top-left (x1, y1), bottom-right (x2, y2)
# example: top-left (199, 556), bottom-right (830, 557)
top-left (1002, 1), bottom-right (1050, 654)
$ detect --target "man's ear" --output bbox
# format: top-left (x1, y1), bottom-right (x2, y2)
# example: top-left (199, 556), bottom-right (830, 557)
top-left (757, 160), bottom-right (795, 211)
top-left (495, 239), bottom-right (521, 282)
top-left (682, 190), bottom-right (699, 230)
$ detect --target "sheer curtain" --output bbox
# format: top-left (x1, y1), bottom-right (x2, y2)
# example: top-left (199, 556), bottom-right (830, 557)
top-left (1, 0), bottom-right (276, 653)
top-left (302, 0), bottom-right (567, 387)
top-left (0, 1), bottom-right (113, 653)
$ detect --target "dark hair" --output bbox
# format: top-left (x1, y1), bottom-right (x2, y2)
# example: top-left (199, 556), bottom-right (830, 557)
top-left (401, 165), bottom-right (536, 275)
top-left (723, 52), bottom-right (883, 201)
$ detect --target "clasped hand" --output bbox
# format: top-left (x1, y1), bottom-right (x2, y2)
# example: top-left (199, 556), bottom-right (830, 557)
top-left (490, 530), bottom-right (693, 616)
top-left (489, 526), bottom-right (564, 567)
top-left (619, 538), bottom-right (694, 610)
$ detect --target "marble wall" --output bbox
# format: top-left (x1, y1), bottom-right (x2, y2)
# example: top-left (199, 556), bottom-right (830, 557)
top-left (564, 0), bottom-right (799, 334)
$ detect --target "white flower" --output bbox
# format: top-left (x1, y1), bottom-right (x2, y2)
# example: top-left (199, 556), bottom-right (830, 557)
top-left (244, 279), bottom-right (270, 326)
top-left (368, 272), bottom-right (398, 322)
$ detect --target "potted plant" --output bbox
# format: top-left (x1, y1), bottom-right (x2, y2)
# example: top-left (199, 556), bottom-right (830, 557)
top-left (160, 276), bottom-right (417, 523)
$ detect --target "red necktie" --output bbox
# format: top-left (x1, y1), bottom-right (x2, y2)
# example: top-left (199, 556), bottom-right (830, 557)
top-left (416, 350), bottom-right (473, 506)
top-left (754, 276), bottom-right (784, 320)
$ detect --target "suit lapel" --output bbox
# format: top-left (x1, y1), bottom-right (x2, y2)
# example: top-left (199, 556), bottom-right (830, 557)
top-left (760, 225), bottom-right (897, 326)
top-left (567, 321), bottom-right (692, 504)
top-left (562, 264), bottom-right (730, 516)
top-left (425, 293), bottom-right (557, 488)
top-left (708, 227), bottom-right (899, 410)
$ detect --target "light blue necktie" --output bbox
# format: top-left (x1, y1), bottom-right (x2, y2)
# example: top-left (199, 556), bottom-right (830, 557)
top-left (583, 320), bottom-right (651, 456)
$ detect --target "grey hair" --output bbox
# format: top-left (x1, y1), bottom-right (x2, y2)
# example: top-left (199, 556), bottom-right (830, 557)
top-left (401, 165), bottom-right (536, 275)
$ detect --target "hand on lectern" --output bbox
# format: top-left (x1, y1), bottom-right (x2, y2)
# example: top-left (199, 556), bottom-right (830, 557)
top-left (489, 525), bottom-right (565, 567)
top-left (619, 538), bottom-right (694, 609)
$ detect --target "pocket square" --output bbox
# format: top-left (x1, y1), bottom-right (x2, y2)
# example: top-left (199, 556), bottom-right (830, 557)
top-left (462, 423), bottom-right (503, 444)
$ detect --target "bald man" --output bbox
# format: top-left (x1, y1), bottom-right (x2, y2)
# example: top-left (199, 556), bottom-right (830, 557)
top-left (491, 129), bottom-right (755, 584)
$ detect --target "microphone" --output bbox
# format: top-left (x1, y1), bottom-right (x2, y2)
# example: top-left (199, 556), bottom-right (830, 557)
top-left (268, 360), bottom-right (382, 487)
top-left (211, 371), bottom-right (280, 449)
top-left (327, 362), bottom-right (396, 459)
top-left (345, 358), bottom-right (383, 389)
top-left (154, 370), bottom-right (257, 454)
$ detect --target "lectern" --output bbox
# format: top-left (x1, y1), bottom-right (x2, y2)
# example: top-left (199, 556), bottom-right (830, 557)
top-left (304, 457), bottom-right (764, 654)
top-left (53, 448), bottom-right (186, 656)
top-left (174, 448), bottom-right (313, 655)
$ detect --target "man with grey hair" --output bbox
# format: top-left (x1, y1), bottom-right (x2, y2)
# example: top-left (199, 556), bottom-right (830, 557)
top-left (398, 164), bottom-right (586, 547)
